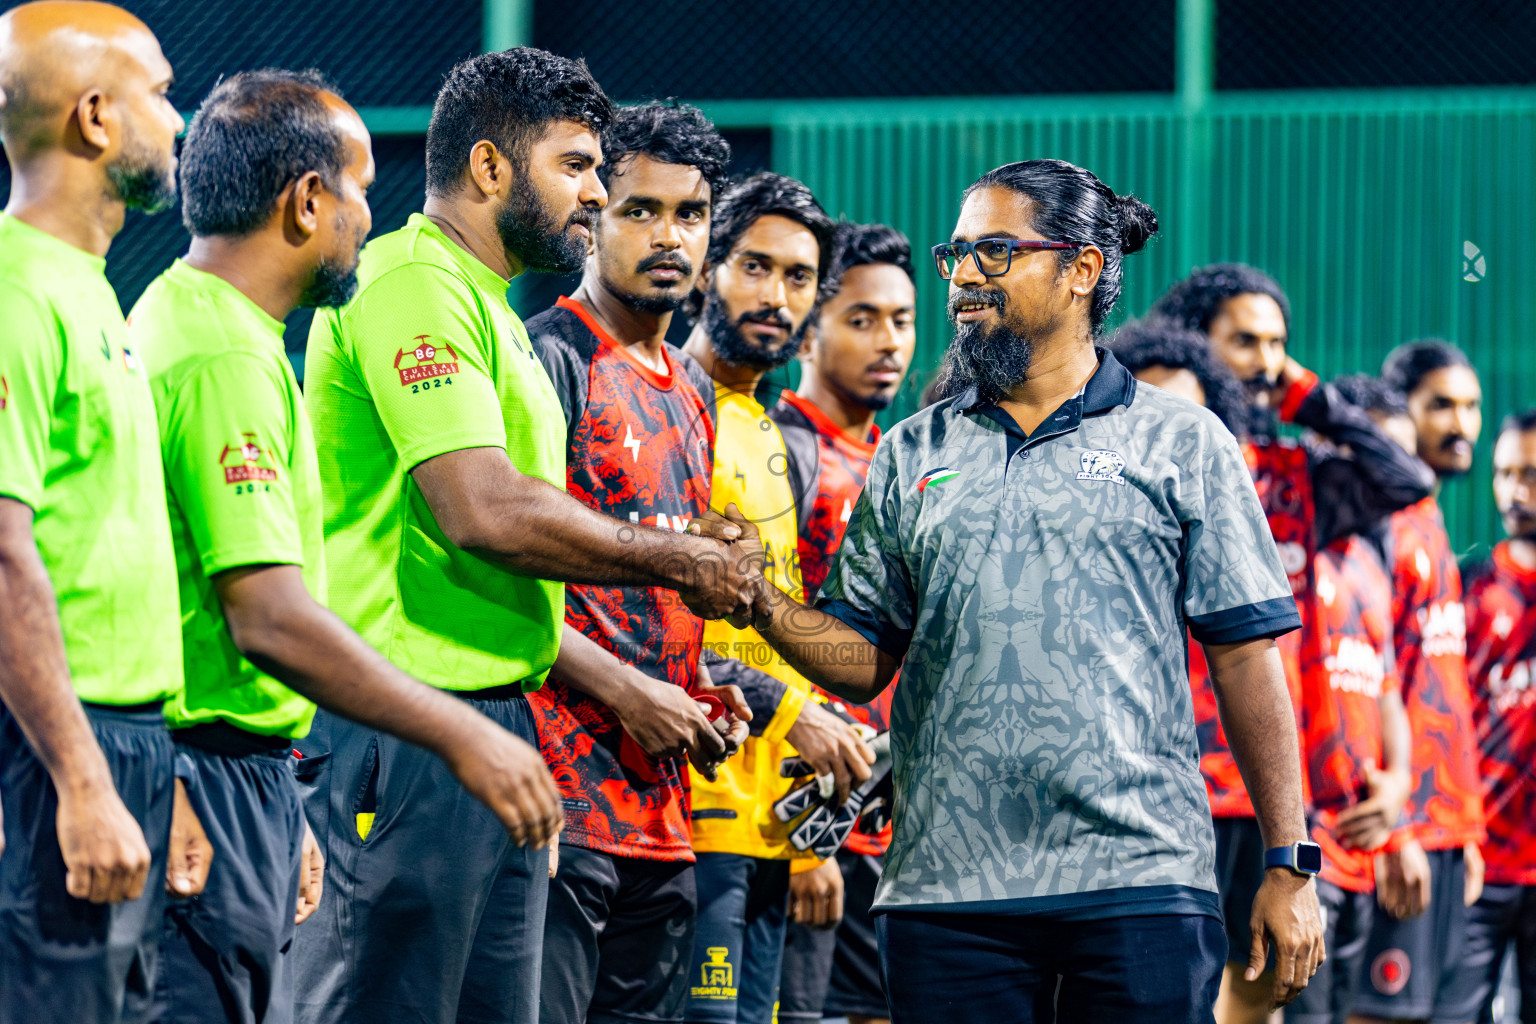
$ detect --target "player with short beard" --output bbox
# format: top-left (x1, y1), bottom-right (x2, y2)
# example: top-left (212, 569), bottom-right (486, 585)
top-left (1151, 266), bottom-right (1435, 1024)
top-left (1348, 342), bottom-right (1488, 1024)
top-left (522, 101), bottom-right (754, 1024)
top-left (771, 222), bottom-right (916, 1024)
top-left (680, 174), bottom-right (877, 1024)
top-left (296, 51), bottom-right (768, 1024)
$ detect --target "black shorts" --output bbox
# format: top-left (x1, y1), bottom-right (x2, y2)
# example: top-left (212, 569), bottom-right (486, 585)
top-left (875, 908), bottom-right (1224, 1024)
top-left (778, 908), bottom-right (837, 1023)
top-left (1287, 878), bottom-right (1376, 1024)
top-left (1352, 846), bottom-right (1467, 1021)
top-left (825, 852), bottom-right (889, 1020)
top-left (1211, 815), bottom-right (1268, 966)
top-left (1438, 883), bottom-right (1536, 1024)
top-left (290, 699), bottom-right (549, 1024)
top-left (0, 702), bottom-right (174, 1024)
top-left (152, 739), bottom-right (307, 1024)
top-left (684, 853), bottom-right (789, 1024)
top-left (539, 844), bottom-right (697, 1024)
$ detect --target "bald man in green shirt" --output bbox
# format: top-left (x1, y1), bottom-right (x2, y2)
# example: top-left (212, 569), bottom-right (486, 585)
top-left (0, 3), bottom-right (210, 1021)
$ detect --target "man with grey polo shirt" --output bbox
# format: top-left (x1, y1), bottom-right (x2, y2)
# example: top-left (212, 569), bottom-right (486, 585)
top-left (721, 159), bottom-right (1326, 1023)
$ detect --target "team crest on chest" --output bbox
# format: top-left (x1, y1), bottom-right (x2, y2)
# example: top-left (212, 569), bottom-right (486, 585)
top-left (1076, 449), bottom-right (1127, 485)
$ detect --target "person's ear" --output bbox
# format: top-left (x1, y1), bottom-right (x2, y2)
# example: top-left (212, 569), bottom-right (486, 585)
top-left (290, 170), bottom-right (324, 239)
top-left (467, 140), bottom-right (508, 199)
top-left (75, 89), bottom-right (112, 152)
top-left (1068, 245), bottom-right (1105, 298)
top-left (799, 322), bottom-right (820, 363)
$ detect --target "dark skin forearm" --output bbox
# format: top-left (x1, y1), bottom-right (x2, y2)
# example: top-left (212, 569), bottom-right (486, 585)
top-left (1204, 637), bottom-right (1309, 848)
top-left (412, 447), bottom-right (727, 589)
top-left (0, 499), bottom-right (114, 791)
top-left (755, 587), bottom-right (901, 703)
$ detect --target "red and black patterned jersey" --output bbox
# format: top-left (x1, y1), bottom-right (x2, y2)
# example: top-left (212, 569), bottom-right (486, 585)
top-left (1388, 498), bottom-right (1485, 849)
top-left (769, 390), bottom-right (894, 857)
top-left (1189, 439), bottom-right (1313, 818)
top-left (1464, 542), bottom-right (1536, 885)
top-left (1301, 534), bottom-right (1399, 892)
top-left (525, 296), bottom-right (716, 861)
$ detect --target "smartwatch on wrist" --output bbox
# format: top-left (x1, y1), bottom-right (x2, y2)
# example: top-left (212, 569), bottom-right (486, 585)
top-left (1264, 841), bottom-right (1323, 876)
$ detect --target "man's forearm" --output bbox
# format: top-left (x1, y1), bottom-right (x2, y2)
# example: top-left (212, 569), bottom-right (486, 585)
top-left (1379, 689), bottom-right (1411, 776)
top-left (552, 624), bottom-right (648, 709)
top-left (412, 447), bottom-right (718, 589)
top-left (759, 590), bottom-right (900, 704)
top-left (218, 566), bottom-right (502, 756)
top-left (0, 512), bottom-right (114, 791)
top-left (1205, 637), bottom-right (1309, 848)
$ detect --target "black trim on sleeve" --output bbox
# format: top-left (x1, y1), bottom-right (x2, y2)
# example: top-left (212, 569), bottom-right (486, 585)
top-left (1187, 596), bottom-right (1302, 646)
top-left (816, 598), bottom-right (912, 660)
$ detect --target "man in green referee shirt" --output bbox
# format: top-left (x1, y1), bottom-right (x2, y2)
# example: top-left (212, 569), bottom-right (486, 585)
top-left (296, 49), bottom-right (764, 1024)
top-left (0, 3), bottom-right (213, 1021)
top-left (129, 69), bottom-right (579, 1024)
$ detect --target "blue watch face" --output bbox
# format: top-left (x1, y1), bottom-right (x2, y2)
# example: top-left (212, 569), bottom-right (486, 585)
top-left (1295, 842), bottom-right (1323, 874)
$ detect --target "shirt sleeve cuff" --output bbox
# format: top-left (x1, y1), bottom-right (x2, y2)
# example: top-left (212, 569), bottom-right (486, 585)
top-left (1278, 371), bottom-right (1320, 424)
top-left (761, 685), bottom-right (810, 746)
top-left (815, 598), bottom-right (912, 659)
top-left (1188, 596), bottom-right (1302, 645)
top-left (790, 856), bottom-right (825, 875)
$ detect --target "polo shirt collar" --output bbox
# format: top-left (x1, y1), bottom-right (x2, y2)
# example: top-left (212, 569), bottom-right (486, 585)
top-left (957, 347), bottom-right (1135, 443)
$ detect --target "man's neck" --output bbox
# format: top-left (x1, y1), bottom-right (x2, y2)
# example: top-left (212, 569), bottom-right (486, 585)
top-left (683, 328), bottom-right (765, 394)
top-left (183, 233), bottom-right (307, 323)
top-left (797, 370), bottom-right (877, 443)
top-left (421, 196), bottom-right (525, 281)
top-left (570, 277), bottom-right (671, 372)
top-left (4, 156), bottom-right (125, 258)
top-left (1507, 536), bottom-right (1536, 571)
top-left (997, 331), bottom-right (1100, 437)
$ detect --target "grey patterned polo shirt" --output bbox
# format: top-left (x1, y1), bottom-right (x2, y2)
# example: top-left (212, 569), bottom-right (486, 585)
top-left (816, 350), bottom-right (1300, 916)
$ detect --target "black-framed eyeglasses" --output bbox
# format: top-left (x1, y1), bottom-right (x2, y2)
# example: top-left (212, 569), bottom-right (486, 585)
top-left (932, 238), bottom-right (1082, 280)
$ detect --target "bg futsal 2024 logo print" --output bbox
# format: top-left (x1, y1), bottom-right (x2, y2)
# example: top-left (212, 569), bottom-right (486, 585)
top-left (395, 335), bottom-right (459, 392)
top-left (220, 432), bottom-right (278, 493)
top-left (1077, 449), bottom-right (1127, 485)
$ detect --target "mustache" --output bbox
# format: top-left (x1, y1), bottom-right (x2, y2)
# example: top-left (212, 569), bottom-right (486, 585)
top-left (946, 286), bottom-right (1007, 321)
top-left (567, 206), bottom-right (599, 231)
top-left (867, 356), bottom-right (904, 376)
top-left (1439, 434), bottom-right (1470, 451)
top-left (738, 308), bottom-right (793, 330)
top-left (636, 251), bottom-right (693, 277)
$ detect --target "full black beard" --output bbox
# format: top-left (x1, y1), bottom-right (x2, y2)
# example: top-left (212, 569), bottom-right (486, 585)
top-left (300, 258), bottom-right (360, 309)
top-left (699, 287), bottom-right (809, 371)
top-left (107, 132), bottom-right (176, 214)
top-left (933, 288), bottom-right (1034, 405)
top-left (496, 175), bottom-right (595, 274)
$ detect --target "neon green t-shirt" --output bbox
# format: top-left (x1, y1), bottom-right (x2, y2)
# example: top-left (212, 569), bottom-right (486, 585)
top-left (305, 213), bottom-right (566, 691)
top-left (130, 260), bottom-right (322, 738)
top-left (0, 215), bottom-right (182, 706)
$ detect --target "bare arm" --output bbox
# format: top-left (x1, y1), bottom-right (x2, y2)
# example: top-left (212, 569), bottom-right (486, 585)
top-left (215, 563), bottom-right (561, 846)
top-left (1205, 636), bottom-right (1325, 1008)
top-left (0, 498), bottom-right (153, 902)
top-left (756, 588), bottom-right (901, 705)
top-left (412, 448), bottom-right (756, 621)
top-left (1334, 687), bottom-right (1413, 850)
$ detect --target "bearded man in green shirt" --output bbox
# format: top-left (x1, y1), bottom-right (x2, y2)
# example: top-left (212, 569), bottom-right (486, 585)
top-left (294, 48), bottom-right (764, 1024)
top-left (0, 3), bottom-right (212, 1021)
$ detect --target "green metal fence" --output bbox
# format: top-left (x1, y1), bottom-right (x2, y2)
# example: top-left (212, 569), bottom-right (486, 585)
top-left (755, 87), bottom-right (1536, 552)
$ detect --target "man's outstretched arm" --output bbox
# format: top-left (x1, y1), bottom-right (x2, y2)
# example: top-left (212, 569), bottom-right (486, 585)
top-left (1205, 637), bottom-right (1325, 1009)
top-left (0, 498), bottom-right (153, 903)
top-left (754, 586), bottom-right (902, 707)
top-left (413, 448), bottom-right (759, 623)
top-left (216, 563), bottom-right (562, 847)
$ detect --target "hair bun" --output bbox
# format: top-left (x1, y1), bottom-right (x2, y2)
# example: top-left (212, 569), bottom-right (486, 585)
top-left (1114, 194), bottom-right (1159, 255)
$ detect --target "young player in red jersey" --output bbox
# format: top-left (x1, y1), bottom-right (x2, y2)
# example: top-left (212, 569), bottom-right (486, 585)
top-left (1290, 528), bottom-right (1413, 1024)
top-left (524, 102), bottom-right (754, 1024)
top-left (772, 222), bottom-right (916, 1024)
top-left (1351, 342), bottom-right (1488, 1024)
top-left (1441, 410), bottom-right (1536, 1024)
top-left (1151, 267), bottom-right (1434, 1024)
